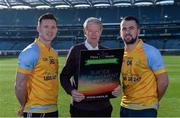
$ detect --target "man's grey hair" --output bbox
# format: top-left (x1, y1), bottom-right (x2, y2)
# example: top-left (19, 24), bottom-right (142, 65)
top-left (83, 17), bottom-right (103, 31)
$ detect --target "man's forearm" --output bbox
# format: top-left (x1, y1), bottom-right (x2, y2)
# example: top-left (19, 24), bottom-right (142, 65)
top-left (15, 85), bottom-right (27, 106)
top-left (158, 84), bottom-right (168, 101)
top-left (60, 72), bottom-right (74, 95)
top-left (15, 72), bottom-right (28, 107)
top-left (157, 73), bottom-right (169, 101)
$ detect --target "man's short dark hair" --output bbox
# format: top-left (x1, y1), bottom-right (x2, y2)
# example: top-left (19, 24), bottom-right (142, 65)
top-left (38, 13), bottom-right (57, 25)
top-left (121, 16), bottom-right (140, 28)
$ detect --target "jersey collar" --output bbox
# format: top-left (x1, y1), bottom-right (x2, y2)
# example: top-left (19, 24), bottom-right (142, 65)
top-left (125, 39), bottom-right (143, 53)
top-left (34, 38), bottom-right (51, 50)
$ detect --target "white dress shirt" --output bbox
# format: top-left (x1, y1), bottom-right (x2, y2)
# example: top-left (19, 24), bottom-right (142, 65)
top-left (85, 40), bottom-right (99, 50)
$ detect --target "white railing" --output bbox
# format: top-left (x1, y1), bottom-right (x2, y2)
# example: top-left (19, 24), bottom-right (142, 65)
top-left (1, 49), bottom-right (180, 56)
top-left (0, 49), bottom-right (69, 56)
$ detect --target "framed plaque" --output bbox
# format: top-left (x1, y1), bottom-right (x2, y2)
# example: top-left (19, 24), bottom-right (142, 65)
top-left (78, 48), bottom-right (124, 100)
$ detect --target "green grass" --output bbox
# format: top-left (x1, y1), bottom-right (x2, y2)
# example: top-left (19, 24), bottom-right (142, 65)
top-left (0, 56), bottom-right (180, 117)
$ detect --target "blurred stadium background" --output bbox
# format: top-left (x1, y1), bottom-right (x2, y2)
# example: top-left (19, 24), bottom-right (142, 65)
top-left (0, 0), bottom-right (179, 55)
top-left (0, 0), bottom-right (180, 117)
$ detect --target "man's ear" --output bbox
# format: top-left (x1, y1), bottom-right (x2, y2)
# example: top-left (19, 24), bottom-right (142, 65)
top-left (83, 29), bottom-right (87, 37)
top-left (138, 28), bottom-right (140, 35)
top-left (119, 29), bottom-right (122, 38)
top-left (36, 25), bottom-right (40, 33)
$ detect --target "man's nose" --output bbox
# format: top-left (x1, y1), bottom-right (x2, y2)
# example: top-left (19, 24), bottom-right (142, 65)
top-left (125, 29), bottom-right (131, 34)
top-left (91, 32), bottom-right (98, 36)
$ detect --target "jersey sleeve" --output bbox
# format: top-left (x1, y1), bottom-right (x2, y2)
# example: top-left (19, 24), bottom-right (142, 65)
top-left (17, 43), bottom-right (39, 74)
top-left (144, 44), bottom-right (166, 75)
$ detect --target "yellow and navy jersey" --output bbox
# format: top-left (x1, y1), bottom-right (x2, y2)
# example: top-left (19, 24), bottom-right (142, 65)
top-left (16, 38), bottom-right (59, 113)
top-left (121, 39), bottom-right (166, 110)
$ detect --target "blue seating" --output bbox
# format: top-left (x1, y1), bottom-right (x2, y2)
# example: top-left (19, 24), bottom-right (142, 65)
top-left (0, 5), bottom-right (179, 51)
top-left (100, 39), bottom-right (124, 49)
top-left (53, 40), bottom-right (75, 49)
top-left (144, 39), bottom-right (164, 49)
top-left (165, 39), bottom-right (180, 49)
top-left (0, 41), bottom-right (15, 50)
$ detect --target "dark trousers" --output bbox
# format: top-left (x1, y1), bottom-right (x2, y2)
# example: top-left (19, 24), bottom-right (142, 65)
top-left (70, 104), bottom-right (112, 117)
top-left (23, 110), bottom-right (58, 118)
top-left (120, 106), bottom-right (157, 117)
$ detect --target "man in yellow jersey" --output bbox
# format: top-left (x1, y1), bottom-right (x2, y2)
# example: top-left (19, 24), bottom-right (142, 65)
top-left (15, 13), bottom-right (59, 117)
top-left (119, 16), bottom-right (169, 117)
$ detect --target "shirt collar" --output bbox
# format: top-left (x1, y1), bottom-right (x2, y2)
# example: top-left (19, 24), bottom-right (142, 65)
top-left (85, 40), bottom-right (99, 50)
top-left (35, 37), bottom-right (51, 50)
top-left (125, 39), bottom-right (143, 52)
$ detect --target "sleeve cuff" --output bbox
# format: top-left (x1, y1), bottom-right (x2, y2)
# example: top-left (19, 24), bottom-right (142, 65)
top-left (16, 67), bottom-right (31, 74)
top-left (154, 68), bottom-right (166, 75)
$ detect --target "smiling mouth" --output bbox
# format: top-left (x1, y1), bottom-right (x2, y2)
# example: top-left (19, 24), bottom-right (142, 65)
top-left (91, 38), bottom-right (97, 40)
top-left (125, 36), bottom-right (132, 39)
top-left (125, 34), bottom-right (132, 37)
top-left (47, 33), bottom-right (53, 37)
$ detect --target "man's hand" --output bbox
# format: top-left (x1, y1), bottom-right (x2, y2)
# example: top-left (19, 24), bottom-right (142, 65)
top-left (112, 85), bottom-right (121, 97)
top-left (17, 106), bottom-right (24, 116)
top-left (71, 89), bottom-right (85, 102)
